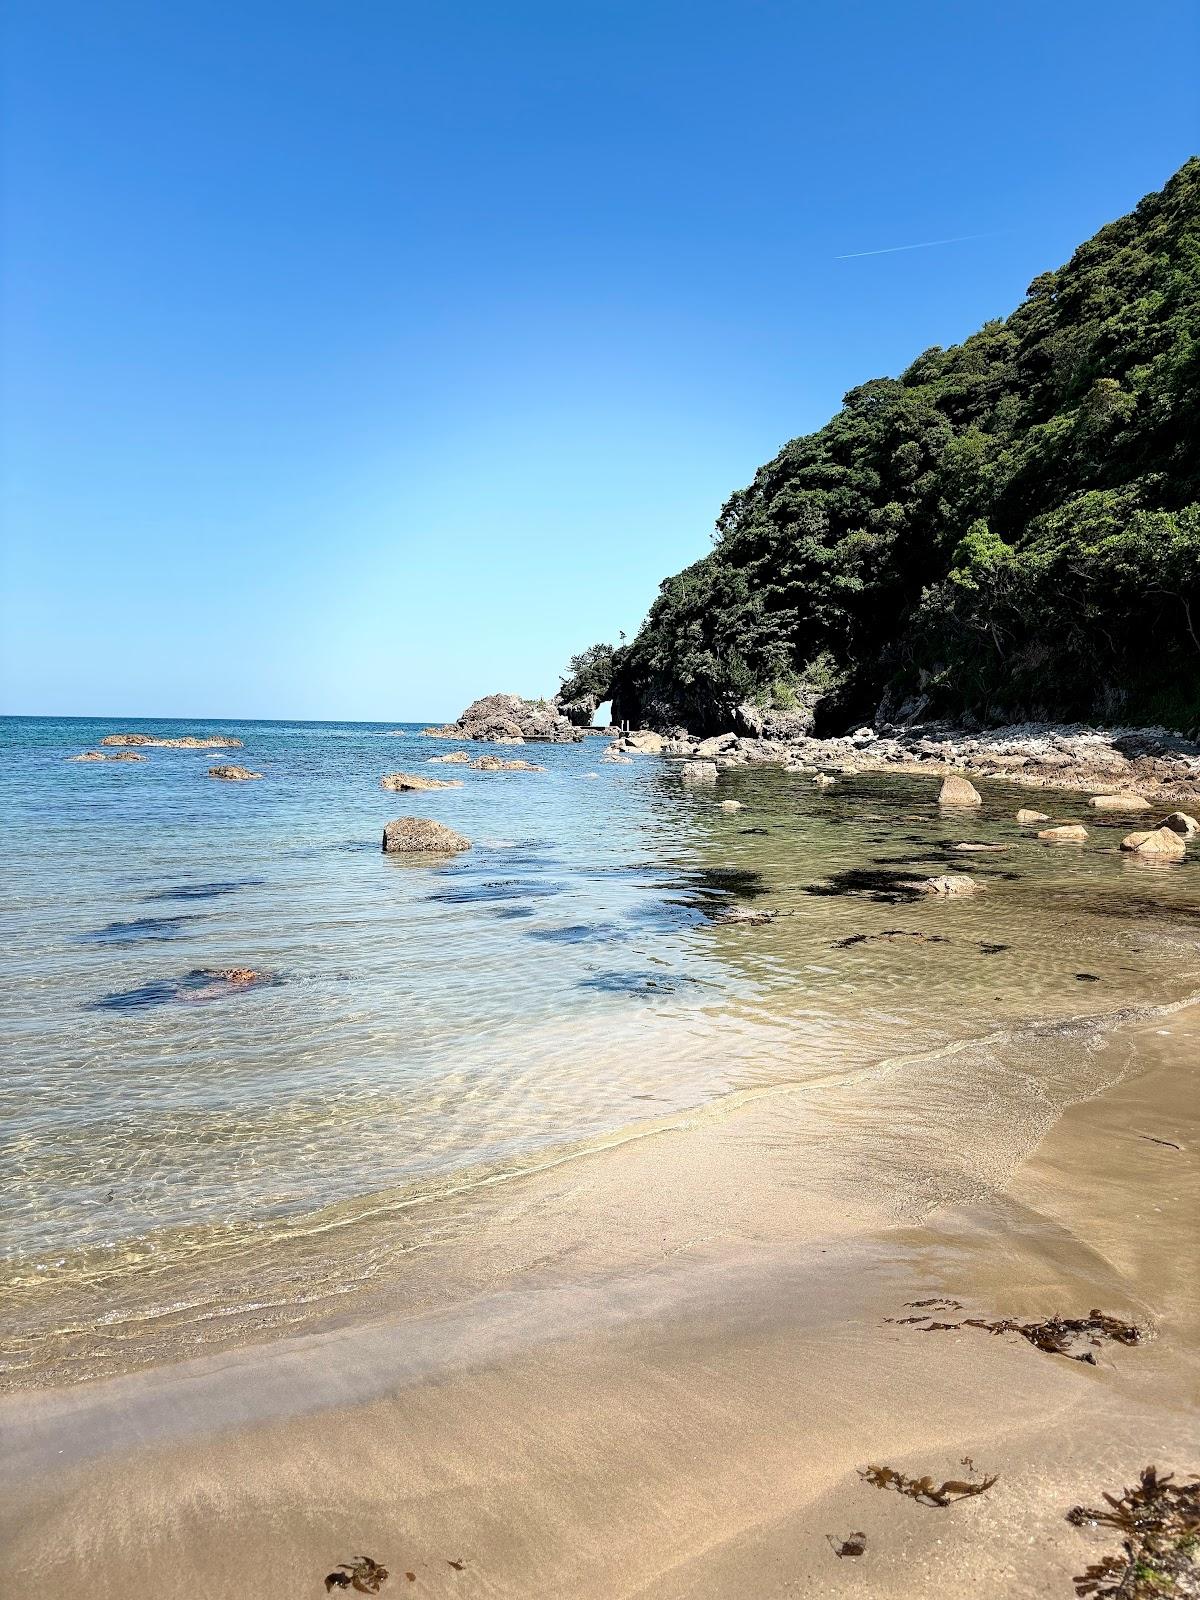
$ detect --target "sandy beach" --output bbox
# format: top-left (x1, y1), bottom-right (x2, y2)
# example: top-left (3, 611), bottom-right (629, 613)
top-left (3, 993), bottom-right (1195, 1599)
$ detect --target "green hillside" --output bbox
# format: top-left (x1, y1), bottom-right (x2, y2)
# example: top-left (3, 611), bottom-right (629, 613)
top-left (575, 159), bottom-right (1200, 734)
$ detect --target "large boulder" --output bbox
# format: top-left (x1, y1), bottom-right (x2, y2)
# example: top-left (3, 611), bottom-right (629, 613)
top-left (382, 817), bottom-right (471, 854)
top-left (425, 694), bottom-right (583, 743)
top-left (623, 730), bottom-right (665, 754)
top-left (681, 761), bottom-right (718, 781)
top-left (1121, 826), bottom-right (1186, 859)
top-left (696, 732), bottom-right (738, 758)
top-left (380, 772), bottom-right (463, 791)
top-left (1156, 811), bottom-right (1200, 836)
top-left (1016, 808), bottom-right (1050, 824)
top-left (938, 774), bottom-right (983, 807)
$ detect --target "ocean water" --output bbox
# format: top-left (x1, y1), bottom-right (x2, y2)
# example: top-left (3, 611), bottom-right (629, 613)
top-left (3, 715), bottom-right (1199, 1384)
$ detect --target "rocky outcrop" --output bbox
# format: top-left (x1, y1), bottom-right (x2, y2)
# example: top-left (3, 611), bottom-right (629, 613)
top-left (427, 752), bottom-right (470, 764)
top-left (1157, 811), bottom-right (1200, 835)
top-left (939, 774), bottom-right (983, 807)
top-left (423, 695), bottom-right (583, 743)
top-left (471, 756), bottom-right (544, 771)
top-left (381, 817), bottom-right (471, 854)
top-left (380, 772), bottom-right (463, 791)
top-left (208, 765), bottom-right (263, 780)
top-left (103, 733), bottom-right (243, 748)
top-left (1121, 826), bottom-right (1186, 859)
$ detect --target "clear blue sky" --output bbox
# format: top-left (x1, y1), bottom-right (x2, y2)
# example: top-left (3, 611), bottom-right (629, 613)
top-left (2, 0), bottom-right (1196, 720)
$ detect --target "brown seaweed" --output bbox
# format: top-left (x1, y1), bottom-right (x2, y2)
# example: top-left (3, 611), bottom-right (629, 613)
top-left (827, 1531), bottom-right (866, 1558)
top-left (325, 1556), bottom-right (389, 1593)
top-left (858, 1462), bottom-right (998, 1506)
top-left (447, 1558), bottom-right (466, 1571)
top-left (1068, 1465), bottom-right (1200, 1597)
top-left (889, 1307), bottom-right (1142, 1363)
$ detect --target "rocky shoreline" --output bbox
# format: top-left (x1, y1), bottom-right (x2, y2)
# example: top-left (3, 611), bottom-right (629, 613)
top-left (607, 719), bottom-right (1200, 809)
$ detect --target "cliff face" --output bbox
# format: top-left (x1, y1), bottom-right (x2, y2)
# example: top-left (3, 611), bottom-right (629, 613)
top-left (606, 158), bottom-right (1200, 736)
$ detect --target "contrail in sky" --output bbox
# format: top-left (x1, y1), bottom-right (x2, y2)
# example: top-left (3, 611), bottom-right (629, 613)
top-left (836, 231), bottom-right (999, 260)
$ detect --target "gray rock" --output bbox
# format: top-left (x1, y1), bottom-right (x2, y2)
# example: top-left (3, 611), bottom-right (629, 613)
top-left (382, 817), bottom-right (471, 854)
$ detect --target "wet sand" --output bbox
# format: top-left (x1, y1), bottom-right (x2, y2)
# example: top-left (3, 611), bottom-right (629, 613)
top-left (2, 1002), bottom-right (1196, 1598)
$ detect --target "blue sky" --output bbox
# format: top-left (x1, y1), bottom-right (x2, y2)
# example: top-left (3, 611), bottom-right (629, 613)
top-left (2, 1), bottom-right (1196, 720)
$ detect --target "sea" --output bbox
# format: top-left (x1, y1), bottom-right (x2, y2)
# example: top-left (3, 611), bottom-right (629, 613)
top-left (3, 714), bottom-right (1198, 1386)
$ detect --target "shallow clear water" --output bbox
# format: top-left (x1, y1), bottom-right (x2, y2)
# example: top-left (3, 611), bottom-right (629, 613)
top-left (3, 715), bottom-right (1199, 1382)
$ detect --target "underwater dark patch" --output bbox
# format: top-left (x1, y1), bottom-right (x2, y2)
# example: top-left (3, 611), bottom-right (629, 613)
top-left (143, 879), bottom-right (264, 902)
top-left (78, 915), bottom-right (206, 945)
top-left (579, 970), bottom-right (693, 995)
top-left (805, 867), bottom-right (928, 904)
top-left (623, 898), bottom-right (708, 932)
top-left (89, 967), bottom-right (283, 1010)
top-left (425, 879), bottom-right (565, 904)
top-left (526, 923), bottom-right (627, 945)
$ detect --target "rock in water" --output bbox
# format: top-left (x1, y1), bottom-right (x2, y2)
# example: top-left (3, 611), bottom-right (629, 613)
top-left (380, 772), bottom-right (463, 791)
top-left (624, 730), bottom-right (665, 753)
top-left (718, 799), bottom-right (744, 810)
top-left (208, 765), bottom-right (264, 780)
top-left (382, 817), bottom-right (471, 854)
top-left (915, 875), bottom-right (980, 897)
top-left (813, 773), bottom-right (836, 788)
top-left (104, 733), bottom-right (243, 748)
top-left (470, 756), bottom-right (544, 771)
top-left (938, 774), bottom-right (982, 807)
top-left (1121, 826), bottom-right (1186, 859)
top-left (1016, 808), bottom-right (1050, 824)
top-left (427, 752), bottom-right (470, 764)
top-left (1157, 811), bottom-right (1200, 835)
top-left (1038, 824), bottom-right (1089, 842)
top-left (423, 693), bottom-right (583, 743)
top-left (1089, 794), bottom-right (1152, 812)
top-left (695, 733), bottom-right (738, 758)
top-left (681, 761), bottom-right (718, 781)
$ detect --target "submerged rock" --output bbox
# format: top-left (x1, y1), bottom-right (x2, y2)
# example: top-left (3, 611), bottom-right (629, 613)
top-left (103, 733), bottom-right (243, 748)
top-left (718, 799), bottom-right (744, 811)
top-left (427, 751), bottom-right (470, 764)
top-left (1089, 793), bottom-right (1152, 812)
top-left (69, 750), bottom-right (146, 762)
top-left (380, 771), bottom-right (463, 791)
top-left (1121, 826), bottom-right (1186, 859)
top-left (713, 906), bottom-right (777, 925)
top-left (1016, 808), bottom-right (1050, 824)
top-left (471, 755), bottom-right (544, 771)
top-left (938, 774), bottom-right (983, 807)
top-left (914, 874), bottom-right (980, 897)
top-left (208, 764), bottom-right (263, 780)
top-left (1038, 823), bottom-right (1089, 842)
top-left (681, 760), bottom-right (718, 781)
top-left (382, 816), bottom-right (471, 854)
top-left (602, 748), bottom-right (633, 764)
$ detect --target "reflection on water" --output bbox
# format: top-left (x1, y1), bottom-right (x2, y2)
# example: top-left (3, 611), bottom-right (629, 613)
top-left (1, 716), bottom-right (1198, 1384)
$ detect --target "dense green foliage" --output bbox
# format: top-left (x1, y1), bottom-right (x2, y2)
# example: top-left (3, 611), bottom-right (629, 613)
top-left (605, 159), bottom-right (1200, 732)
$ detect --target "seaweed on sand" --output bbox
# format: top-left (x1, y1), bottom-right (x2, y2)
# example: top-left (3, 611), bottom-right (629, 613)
top-left (325, 1555), bottom-right (389, 1593)
top-left (889, 1305), bottom-right (1143, 1364)
top-left (858, 1461), bottom-right (998, 1506)
top-left (827, 1531), bottom-right (866, 1558)
top-left (1068, 1466), bottom-right (1200, 1597)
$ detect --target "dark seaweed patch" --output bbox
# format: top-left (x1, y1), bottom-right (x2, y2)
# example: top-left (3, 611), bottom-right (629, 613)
top-left (143, 879), bottom-right (264, 902)
top-left (623, 898), bottom-right (708, 932)
top-left (860, 1460), bottom-right (997, 1506)
top-left (89, 968), bottom-right (282, 1010)
top-left (325, 1556), bottom-right (389, 1593)
top-left (1068, 1465), bottom-right (1200, 1598)
top-left (832, 930), bottom-right (950, 948)
top-left (78, 915), bottom-right (205, 945)
top-left (805, 867), bottom-right (927, 904)
top-left (827, 1532), bottom-right (866, 1559)
top-left (890, 1307), bottom-right (1143, 1363)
